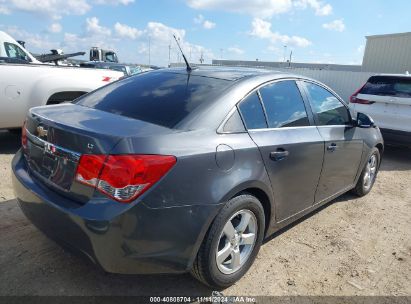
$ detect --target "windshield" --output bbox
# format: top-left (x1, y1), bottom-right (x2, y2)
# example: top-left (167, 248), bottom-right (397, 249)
top-left (105, 52), bottom-right (118, 63)
top-left (76, 71), bottom-right (231, 129)
top-left (4, 42), bottom-right (30, 62)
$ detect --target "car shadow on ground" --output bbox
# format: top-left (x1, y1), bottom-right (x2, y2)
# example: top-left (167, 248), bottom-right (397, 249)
top-left (379, 145), bottom-right (411, 171)
top-left (0, 200), bottom-right (214, 297)
top-left (0, 130), bottom-right (21, 154)
top-left (262, 191), bottom-right (357, 245)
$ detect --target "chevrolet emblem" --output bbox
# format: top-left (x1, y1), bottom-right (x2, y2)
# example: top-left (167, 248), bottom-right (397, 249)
top-left (37, 126), bottom-right (48, 138)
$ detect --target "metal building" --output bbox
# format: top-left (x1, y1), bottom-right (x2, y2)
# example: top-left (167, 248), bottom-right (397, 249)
top-left (362, 32), bottom-right (411, 73)
top-left (211, 59), bottom-right (362, 71)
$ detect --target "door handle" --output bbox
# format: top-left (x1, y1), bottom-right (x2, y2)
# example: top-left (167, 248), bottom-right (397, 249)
top-left (270, 149), bottom-right (289, 161)
top-left (327, 143), bottom-right (338, 152)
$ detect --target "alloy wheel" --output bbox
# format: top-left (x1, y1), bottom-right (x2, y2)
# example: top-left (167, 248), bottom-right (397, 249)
top-left (215, 209), bottom-right (258, 274)
top-left (363, 154), bottom-right (377, 191)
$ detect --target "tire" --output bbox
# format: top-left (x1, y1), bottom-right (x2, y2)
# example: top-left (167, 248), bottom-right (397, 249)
top-left (352, 147), bottom-right (380, 197)
top-left (191, 194), bottom-right (265, 288)
top-left (8, 128), bottom-right (21, 135)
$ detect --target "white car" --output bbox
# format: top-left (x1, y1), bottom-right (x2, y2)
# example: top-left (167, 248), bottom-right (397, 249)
top-left (0, 31), bottom-right (123, 130)
top-left (350, 74), bottom-right (411, 146)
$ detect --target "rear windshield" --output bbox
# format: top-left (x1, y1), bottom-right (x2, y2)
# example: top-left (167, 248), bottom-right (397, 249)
top-left (76, 71), bottom-right (231, 128)
top-left (360, 76), bottom-right (411, 97)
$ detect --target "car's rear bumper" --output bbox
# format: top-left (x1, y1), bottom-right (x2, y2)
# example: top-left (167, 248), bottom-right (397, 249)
top-left (380, 128), bottom-right (411, 147)
top-left (12, 149), bottom-right (219, 274)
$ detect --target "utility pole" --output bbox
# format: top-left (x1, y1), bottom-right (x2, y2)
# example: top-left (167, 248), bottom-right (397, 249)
top-left (289, 50), bottom-right (293, 67)
top-left (220, 48), bottom-right (224, 60)
top-left (178, 37), bottom-right (181, 63)
top-left (148, 36), bottom-right (151, 65)
top-left (199, 51), bottom-right (204, 64)
top-left (283, 45), bottom-right (287, 62)
top-left (168, 44), bottom-right (171, 67)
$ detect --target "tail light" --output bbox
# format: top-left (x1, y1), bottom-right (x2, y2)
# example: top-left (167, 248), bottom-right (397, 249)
top-left (350, 84), bottom-right (375, 105)
top-left (75, 154), bottom-right (176, 203)
top-left (21, 121), bottom-right (27, 149)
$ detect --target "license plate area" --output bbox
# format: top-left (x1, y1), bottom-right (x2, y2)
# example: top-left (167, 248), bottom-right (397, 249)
top-left (25, 131), bottom-right (81, 191)
top-left (42, 152), bottom-right (57, 175)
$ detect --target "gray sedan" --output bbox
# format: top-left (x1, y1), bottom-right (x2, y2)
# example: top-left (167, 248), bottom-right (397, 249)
top-left (12, 67), bottom-right (383, 288)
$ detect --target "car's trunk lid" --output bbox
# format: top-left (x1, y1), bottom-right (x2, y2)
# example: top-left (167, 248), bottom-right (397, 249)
top-left (24, 103), bottom-right (173, 204)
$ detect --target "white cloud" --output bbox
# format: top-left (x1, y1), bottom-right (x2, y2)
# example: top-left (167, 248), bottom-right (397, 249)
top-left (188, 0), bottom-right (292, 18)
top-left (266, 45), bottom-right (281, 53)
top-left (322, 19), bottom-right (345, 32)
top-left (194, 14), bottom-right (204, 24)
top-left (2, 26), bottom-right (56, 50)
top-left (93, 0), bottom-right (134, 4)
top-left (4, 0), bottom-right (91, 19)
top-left (357, 45), bottom-right (365, 53)
top-left (187, 0), bottom-right (332, 18)
top-left (146, 22), bottom-right (185, 43)
top-left (144, 21), bottom-right (215, 65)
top-left (85, 17), bottom-right (111, 36)
top-left (61, 17), bottom-right (115, 54)
top-left (0, 5), bottom-right (11, 14)
top-left (114, 22), bottom-right (142, 39)
top-left (62, 31), bottom-right (117, 54)
top-left (194, 14), bottom-right (216, 29)
top-left (59, 19), bottom-right (213, 66)
top-left (203, 20), bottom-right (216, 29)
top-left (227, 47), bottom-right (244, 55)
top-left (2, 17), bottom-right (212, 66)
top-left (294, 0), bottom-right (332, 15)
top-left (249, 18), bottom-right (311, 47)
top-left (49, 23), bottom-right (62, 33)
top-left (0, 0), bottom-right (133, 19)
top-left (316, 3), bottom-right (332, 15)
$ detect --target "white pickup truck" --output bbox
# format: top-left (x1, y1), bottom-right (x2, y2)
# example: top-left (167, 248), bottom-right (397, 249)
top-left (0, 31), bottom-right (123, 130)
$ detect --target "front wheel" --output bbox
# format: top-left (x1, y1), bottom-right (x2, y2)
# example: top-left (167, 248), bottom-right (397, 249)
top-left (352, 147), bottom-right (380, 197)
top-left (191, 194), bottom-right (265, 288)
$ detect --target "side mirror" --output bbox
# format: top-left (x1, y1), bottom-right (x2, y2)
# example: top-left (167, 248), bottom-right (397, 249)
top-left (356, 112), bottom-right (375, 128)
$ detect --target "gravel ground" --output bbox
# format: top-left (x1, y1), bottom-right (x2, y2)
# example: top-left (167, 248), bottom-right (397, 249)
top-left (0, 130), bottom-right (410, 297)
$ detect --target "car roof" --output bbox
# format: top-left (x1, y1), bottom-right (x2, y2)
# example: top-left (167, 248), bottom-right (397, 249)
top-left (157, 66), bottom-right (327, 130)
top-left (164, 66), bottom-right (293, 81)
top-left (371, 73), bottom-right (411, 78)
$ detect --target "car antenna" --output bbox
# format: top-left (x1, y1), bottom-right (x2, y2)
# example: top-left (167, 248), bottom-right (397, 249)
top-left (173, 34), bottom-right (193, 72)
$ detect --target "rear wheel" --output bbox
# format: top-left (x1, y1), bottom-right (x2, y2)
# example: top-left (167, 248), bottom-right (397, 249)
top-left (352, 147), bottom-right (380, 197)
top-left (191, 194), bottom-right (265, 288)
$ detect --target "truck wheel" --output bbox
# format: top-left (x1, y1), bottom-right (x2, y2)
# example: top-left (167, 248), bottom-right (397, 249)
top-left (191, 194), bottom-right (265, 288)
top-left (47, 91), bottom-right (86, 105)
top-left (8, 129), bottom-right (21, 135)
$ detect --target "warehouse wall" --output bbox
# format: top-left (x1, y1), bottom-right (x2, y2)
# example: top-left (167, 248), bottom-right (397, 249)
top-left (362, 33), bottom-right (411, 73)
top-left (212, 59), bottom-right (362, 71)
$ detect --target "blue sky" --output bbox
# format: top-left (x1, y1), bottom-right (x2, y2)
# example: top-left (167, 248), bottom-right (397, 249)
top-left (0, 0), bottom-right (410, 66)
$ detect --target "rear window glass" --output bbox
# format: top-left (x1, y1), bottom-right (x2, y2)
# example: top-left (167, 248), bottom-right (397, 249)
top-left (360, 76), bottom-right (411, 97)
top-left (76, 71), bottom-right (231, 128)
top-left (238, 92), bottom-right (268, 129)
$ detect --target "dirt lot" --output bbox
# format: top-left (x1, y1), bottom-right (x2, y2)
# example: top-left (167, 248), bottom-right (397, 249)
top-left (0, 130), bottom-right (410, 297)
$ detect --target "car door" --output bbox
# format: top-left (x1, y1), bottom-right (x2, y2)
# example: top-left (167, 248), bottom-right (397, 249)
top-left (301, 81), bottom-right (364, 203)
top-left (238, 80), bottom-right (324, 222)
